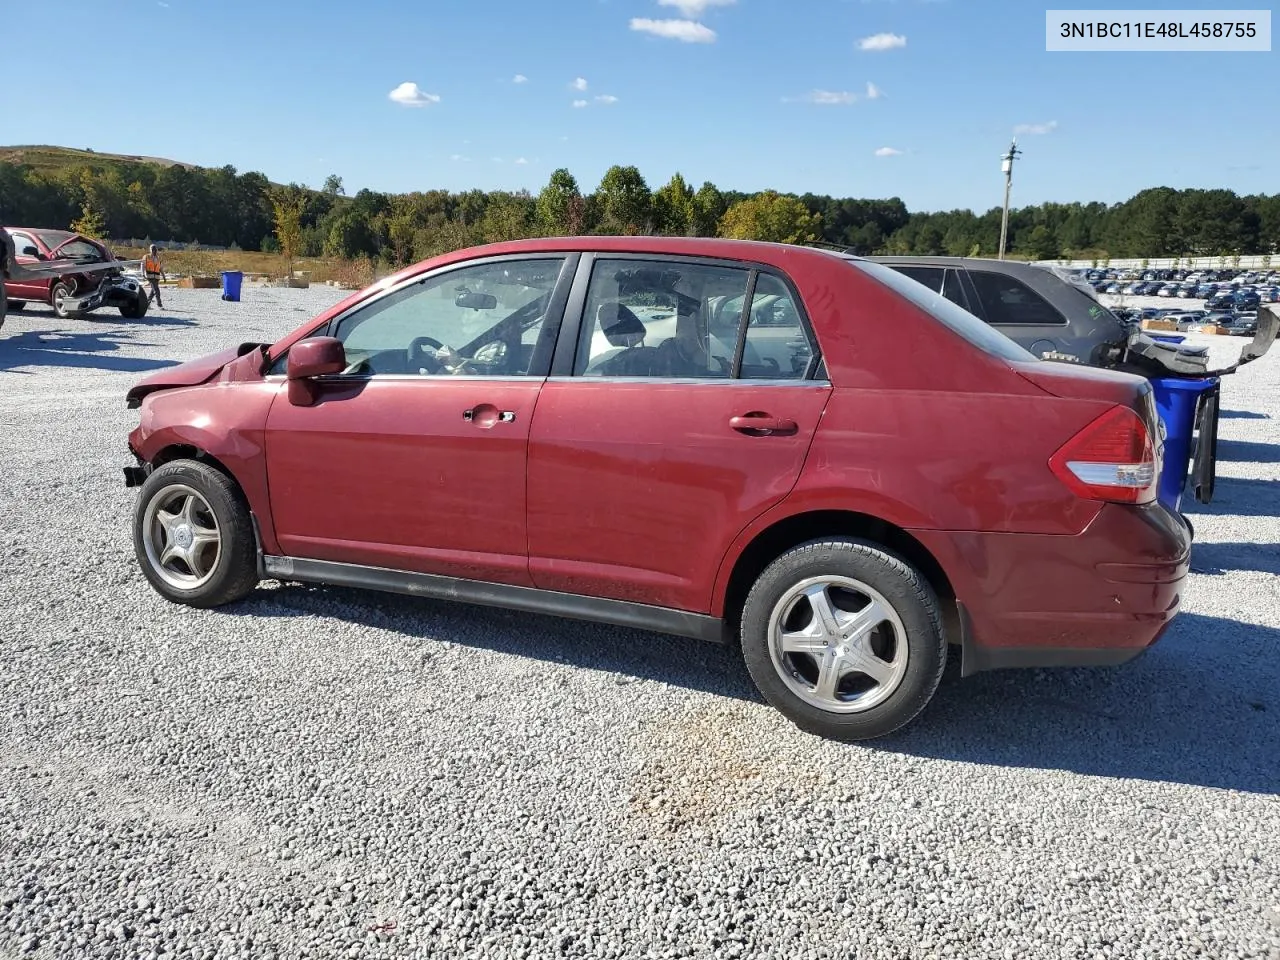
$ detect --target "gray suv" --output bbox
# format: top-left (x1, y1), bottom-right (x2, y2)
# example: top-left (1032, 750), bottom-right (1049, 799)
top-left (871, 256), bottom-right (1131, 367)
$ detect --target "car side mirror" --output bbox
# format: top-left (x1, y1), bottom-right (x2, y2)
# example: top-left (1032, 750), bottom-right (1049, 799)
top-left (455, 291), bottom-right (498, 310)
top-left (286, 337), bottom-right (346, 406)
top-left (21, 246), bottom-right (39, 257)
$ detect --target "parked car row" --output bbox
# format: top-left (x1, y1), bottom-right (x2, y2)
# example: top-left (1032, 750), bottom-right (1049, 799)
top-left (1083, 266), bottom-right (1280, 286)
top-left (1111, 305), bottom-right (1259, 336)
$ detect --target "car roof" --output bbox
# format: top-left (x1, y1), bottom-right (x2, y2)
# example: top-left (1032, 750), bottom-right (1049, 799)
top-left (867, 255), bottom-right (1076, 283)
top-left (469, 235), bottom-right (859, 269)
top-left (5, 227), bottom-right (81, 246)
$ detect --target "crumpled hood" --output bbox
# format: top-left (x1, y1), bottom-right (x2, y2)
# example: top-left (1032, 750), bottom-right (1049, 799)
top-left (126, 342), bottom-right (265, 407)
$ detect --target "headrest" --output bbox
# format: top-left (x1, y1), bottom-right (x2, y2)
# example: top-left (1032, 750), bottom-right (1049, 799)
top-left (599, 302), bottom-right (646, 347)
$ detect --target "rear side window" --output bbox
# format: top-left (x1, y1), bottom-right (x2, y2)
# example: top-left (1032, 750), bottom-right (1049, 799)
top-left (968, 270), bottom-right (1067, 326)
top-left (850, 259), bottom-right (1036, 363)
top-left (887, 265), bottom-right (969, 311)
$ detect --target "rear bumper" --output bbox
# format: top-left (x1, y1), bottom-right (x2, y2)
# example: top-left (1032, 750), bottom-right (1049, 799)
top-left (914, 502), bottom-right (1192, 675)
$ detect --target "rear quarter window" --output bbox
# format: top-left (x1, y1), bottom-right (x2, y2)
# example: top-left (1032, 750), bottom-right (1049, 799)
top-left (968, 270), bottom-right (1067, 326)
top-left (849, 259), bottom-right (1037, 363)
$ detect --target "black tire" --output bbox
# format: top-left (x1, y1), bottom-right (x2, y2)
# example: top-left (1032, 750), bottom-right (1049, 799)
top-left (119, 295), bottom-right (148, 320)
top-left (740, 538), bottom-right (947, 741)
top-left (51, 281), bottom-right (80, 319)
top-left (132, 460), bottom-right (259, 608)
top-left (6, 300), bottom-right (24, 312)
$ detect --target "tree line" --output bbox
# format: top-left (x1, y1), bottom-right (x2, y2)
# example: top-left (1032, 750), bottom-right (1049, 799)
top-left (2, 154), bottom-right (1278, 264)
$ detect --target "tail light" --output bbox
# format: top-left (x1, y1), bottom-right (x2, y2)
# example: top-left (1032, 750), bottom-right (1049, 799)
top-left (1048, 405), bottom-right (1159, 504)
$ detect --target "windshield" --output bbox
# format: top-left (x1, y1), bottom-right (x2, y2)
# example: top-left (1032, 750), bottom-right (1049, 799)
top-left (847, 258), bottom-right (1037, 362)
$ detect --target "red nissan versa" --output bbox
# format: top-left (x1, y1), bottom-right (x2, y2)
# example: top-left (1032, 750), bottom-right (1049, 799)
top-left (123, 237), bottom-right (1191, 741)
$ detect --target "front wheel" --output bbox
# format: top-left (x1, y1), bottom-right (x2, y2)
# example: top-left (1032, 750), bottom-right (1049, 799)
top-left (51, 281), bottom-right (81, 319)
top-left (120, 294), bottom-right (148, 320)
top-left (740, 539), bottom-right (947, 741)
top-left (133, 460), bottom-right (259, 608)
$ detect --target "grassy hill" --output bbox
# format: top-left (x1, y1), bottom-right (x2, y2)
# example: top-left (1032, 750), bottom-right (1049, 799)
top-left (0, 145), bottom-right (196, 173)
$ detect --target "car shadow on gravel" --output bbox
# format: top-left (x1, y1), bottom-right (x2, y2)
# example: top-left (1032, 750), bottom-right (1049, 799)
top-left (1214, 438), bottom-right (1279, 464)
top-left (1190, 541), bottom-right (1280, 576)
top-left (881, 612), bottom-right (1280, 795)
top-left (0, 330), bottom-right (179, 373)
top-left (227, 582), bottom-right (758, 701)
top-left (1183, 477), bottom-right (1280, 519)
top-left (228, 586), bottom-right (1279, 793)
top-left (1219, 408), bottom-right (1270, 419)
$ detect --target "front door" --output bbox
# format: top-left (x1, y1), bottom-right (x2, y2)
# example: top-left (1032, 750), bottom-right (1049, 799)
top-left (4, 231), bottom-right (51, 302)
top-left (264, 255), bottom-right (572, 586)
top-left (526, 257), bottom-right (831, 613)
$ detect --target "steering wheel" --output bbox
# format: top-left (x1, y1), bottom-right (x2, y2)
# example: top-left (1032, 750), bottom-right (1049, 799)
top-left (408, 336), bottom-right (447, 374)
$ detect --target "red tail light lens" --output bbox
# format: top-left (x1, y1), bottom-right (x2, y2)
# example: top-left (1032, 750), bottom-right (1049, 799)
top-left (1048, 405), bottom-right (1158, 504)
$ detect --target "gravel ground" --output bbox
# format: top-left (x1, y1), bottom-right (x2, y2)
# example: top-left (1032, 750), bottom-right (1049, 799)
top-left (1, 287), bottom-right (1278, 960)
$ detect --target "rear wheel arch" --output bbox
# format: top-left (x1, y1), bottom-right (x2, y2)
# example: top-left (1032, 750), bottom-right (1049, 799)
top-left (718, 510), bottom-right (957, 639)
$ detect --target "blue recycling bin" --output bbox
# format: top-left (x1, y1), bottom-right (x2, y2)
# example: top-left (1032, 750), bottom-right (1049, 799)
top-left (1148, 333), bottom-right (1185, 344)
top-left (220, 270), bottom-right (244, 302)
top-left (1150, 376), bottom-right (1219, 511)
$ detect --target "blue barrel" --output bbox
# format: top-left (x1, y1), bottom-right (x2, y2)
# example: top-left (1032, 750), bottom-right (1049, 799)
top-left (221, 270), bottom-right (244, 302)
top-left (1150, 377), bottom-right (1218, 511)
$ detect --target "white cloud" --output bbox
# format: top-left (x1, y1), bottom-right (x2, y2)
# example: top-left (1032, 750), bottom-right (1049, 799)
top-left (515, 157), bottom-right (529, 165)
top-left (657, 0), bottom-right (735, 15)
top-left (572, 99), bottom-right (589, 108)
top-left (865, 81), bottom-right (884, 99)
top-left (1013, 120), bottom-right (1057, 135)
top-left (572, 77), bottom-right (589, 91)
top-left (858, 32), bottom-right (907, 51)
top-left (874, 146), bottom-right (903, 157)
top-left (388, 82), bottom-right (440, 107)
top-left (803, 90), bottom-right (858, 105)
top-left (629, 18), bottom-right (717, 42)
top-left (513, 74), bottom-right (528, 84)
top-left (595, 94), bottom-right (619, 105)
top-left (450, 154), bottom-right (469, 162)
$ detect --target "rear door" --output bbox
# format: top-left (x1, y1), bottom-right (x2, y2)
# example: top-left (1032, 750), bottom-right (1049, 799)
top-left (525, 255), bottom-right (831, 614)
top-left (5, 231), bottom-right (49, 301)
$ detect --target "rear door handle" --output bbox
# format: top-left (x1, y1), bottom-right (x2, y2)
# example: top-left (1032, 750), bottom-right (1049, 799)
top-left (729, 414), bottom-right (798, 436)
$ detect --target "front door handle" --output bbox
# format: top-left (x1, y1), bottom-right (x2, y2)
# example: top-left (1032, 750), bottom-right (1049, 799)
top-left (463, 404), bottom-right (516, 427)
top-left (730, 413), bottom-right (798, 436)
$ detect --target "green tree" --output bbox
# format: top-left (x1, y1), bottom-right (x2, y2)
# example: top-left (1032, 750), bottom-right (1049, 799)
top-left (690, 182), bottom-right (726, 237)
top-left (535, 169), bottom-right (583, 235)
top-left (1026, 224), bottom-right (1060, 260)
top-left (718, 191), bottom-right (820, 244)
top-left (70, 203), bottom-right (106, 239)
top-left (269, 187), bottom-right (306, 273)
top-left (652, 172), bottom-right (694, 236)
top-left (595, 165), bottom-right (651, 234)
top-left (322, 174), bottom-right (345, 197)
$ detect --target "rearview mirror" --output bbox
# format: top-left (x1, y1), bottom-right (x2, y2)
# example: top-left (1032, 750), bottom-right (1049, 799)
top-left (455, 291), bottom-right (498, 310)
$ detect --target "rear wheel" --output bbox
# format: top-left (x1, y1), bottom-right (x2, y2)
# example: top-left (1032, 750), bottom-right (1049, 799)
top-left (740, 538), bottom-right (947, 741)
top-left (51, 281), bottom-right (80, 319)
top-left (133, 460), bottom-right (259, 608)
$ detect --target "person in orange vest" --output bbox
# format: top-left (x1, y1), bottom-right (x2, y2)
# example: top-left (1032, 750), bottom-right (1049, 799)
top-left (143, 244), bottom-right (166, 309)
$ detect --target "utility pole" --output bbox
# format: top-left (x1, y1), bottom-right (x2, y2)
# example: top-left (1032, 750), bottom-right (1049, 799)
top-left (997, 139), bottom-right (1022, 260)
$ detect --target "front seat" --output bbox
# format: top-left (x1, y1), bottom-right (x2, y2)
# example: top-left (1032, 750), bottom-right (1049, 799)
top-left (591, 302), bottom-right (660, 376)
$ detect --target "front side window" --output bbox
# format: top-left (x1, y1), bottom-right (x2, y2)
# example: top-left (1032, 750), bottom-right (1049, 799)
top-left (575, 259), bottom-right (752, 378)
top-left (968, 270), bottom-right (1067, 326)
top-left (330, 258), bottom-right (566, 377)
top-left (52, 239), bottom-right (106, 262)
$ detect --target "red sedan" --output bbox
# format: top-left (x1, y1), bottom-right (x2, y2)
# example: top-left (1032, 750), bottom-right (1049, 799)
top-left (122, 237), bottom-right (1190, 740)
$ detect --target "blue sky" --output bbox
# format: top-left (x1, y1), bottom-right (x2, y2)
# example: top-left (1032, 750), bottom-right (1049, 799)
top-left (6, 0), bottom-right (1276, 212)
